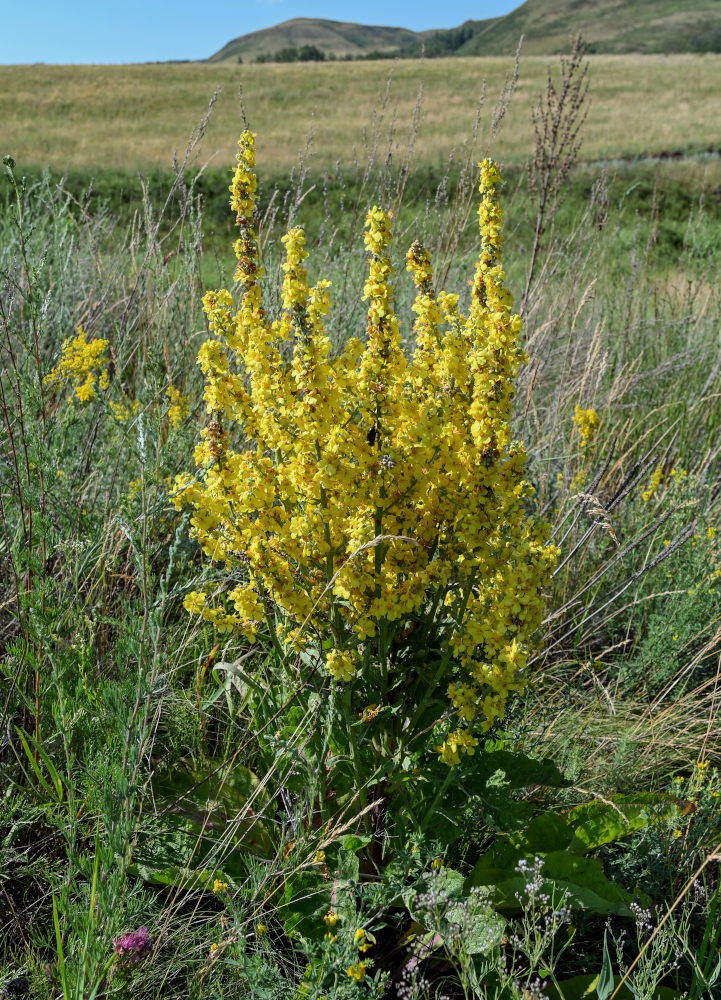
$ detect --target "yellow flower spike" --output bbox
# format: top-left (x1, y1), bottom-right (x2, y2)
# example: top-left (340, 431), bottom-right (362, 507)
top-left (178, 141), bottom-right (557, 762)
top-left (642, 465), bottom-right (663, 502)
top-left (230, 130), bottom-right (263, 290)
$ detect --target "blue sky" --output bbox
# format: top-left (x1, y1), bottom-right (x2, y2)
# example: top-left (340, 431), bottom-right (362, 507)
top-left (1, 0), bottom-right (520, 64)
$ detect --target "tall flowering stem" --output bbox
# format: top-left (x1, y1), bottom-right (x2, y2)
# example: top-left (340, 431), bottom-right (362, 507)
top-left (176, 131), bottom-right (557, 774)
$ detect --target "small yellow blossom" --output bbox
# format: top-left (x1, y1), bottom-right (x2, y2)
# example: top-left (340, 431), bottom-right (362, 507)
top-left (323, 910), bottom-right (340, 928)
top-left (212, 879), bottom-right (228, 893)
top-left (109, 398), bottom-right (140, 422)
top-left (326, 649), bottom-right (357, 683)
top-left (430, 858), bottom-right (444, 870)
top-left (209, 943), bottom-right (219, 955)
top-left (347, 962), bottom-right (367, 982)
top-left (570, 469), bottom-right (587, 491)
top-left (354, 928), bottom-right (376, 953)
top-left (314, 850), bottom-right (326, 864)
top-left (256, 924), bottom-right (268, 935)
top-left (437, 729), bottom-right (479, 767)
top-left (184, 591), bottom-right (207, 615)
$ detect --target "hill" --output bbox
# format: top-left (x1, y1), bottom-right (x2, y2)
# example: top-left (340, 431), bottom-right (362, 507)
top-left (209, 2), bottom-right (721, 62)
top-left (458, 0), bottom-right (721, 55)
top-left (208, 18), bottom-right (421, 62)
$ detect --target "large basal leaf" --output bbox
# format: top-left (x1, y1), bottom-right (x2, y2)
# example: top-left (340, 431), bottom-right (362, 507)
top-left (550, 974), bottom-right (683, 999)
top-left (469, 849), bottom-right (634, 917)
top-left (564, 793), bottom-right (686, 853)
top-left (475, 749), bottom-right (572, 791)
top-left (470, 792), bottom-right (683, 873)
top-left (129, 760), bottom-right (276, 887)
top-left (464, 792), bottom-right (681, 917)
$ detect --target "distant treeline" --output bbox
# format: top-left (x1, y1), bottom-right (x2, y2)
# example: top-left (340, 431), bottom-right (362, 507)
top-left (252, 44), bottom-right (330, 63)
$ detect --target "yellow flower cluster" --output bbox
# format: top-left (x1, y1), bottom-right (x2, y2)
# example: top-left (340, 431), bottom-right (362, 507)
top-left (109, 398), bottom-right (140, 422)
top-left (166, 385), bottom-right (190, 428)
top-left (45, 326), bottom-right (109, 404)
top-left (175, 132), bottom-right (558, 761)
top-left (573, 405), bottom-right (600, 447)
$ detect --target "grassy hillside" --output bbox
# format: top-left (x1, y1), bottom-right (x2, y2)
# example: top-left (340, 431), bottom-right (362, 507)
top-left (461, 0), bottom-right (721, 54)
top-left (2, 56), bottom-right (720, 174)
top-left (209, 17), bottom-right (421, 62)
top-left (208, 1), bottom-right (721, 61)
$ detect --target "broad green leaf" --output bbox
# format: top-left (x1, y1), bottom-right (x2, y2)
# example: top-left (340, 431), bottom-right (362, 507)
top-left (444, 902), bottom-right (505, 956)
top-left (130, 759), bottom-right (276, 887)
top-left (280, 871), bottom-right (336, 940)
top-left (468, 850), bottom-right (634, 917)
top-left (566, 794), bottom-right (684, 853)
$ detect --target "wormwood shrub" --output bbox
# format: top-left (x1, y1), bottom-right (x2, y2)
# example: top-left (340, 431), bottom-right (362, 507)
top-left (171, 127), bottom-right (562, 902)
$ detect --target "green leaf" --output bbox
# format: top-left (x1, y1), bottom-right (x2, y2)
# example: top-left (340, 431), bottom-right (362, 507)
top-left (280, 871), bottom-right (335, 940)
top-left (130, 759), bottom-right (276, 887)
top-left (445, 902), bottom-right (505, 956)
top-left (52, 890), bottom-right (69, 1000)
top-left (550, 976), bottom-right (682, 1000)
top-left (468, 850), bottom-right (634, 917)
top-left (565, 794), bottom-right (683, 853)
top-left (479, 749), bottom-right (571, 790)
top-left (597, 930), bottom-right (614, 1000)
top-left (341, 834), bottom-right (371, 852)
top-left (15, 727), bottom-right (63, 802)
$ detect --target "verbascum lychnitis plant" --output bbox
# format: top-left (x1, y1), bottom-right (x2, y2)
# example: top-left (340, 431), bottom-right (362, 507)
top-left (175, 129), bottom-right (557, 840)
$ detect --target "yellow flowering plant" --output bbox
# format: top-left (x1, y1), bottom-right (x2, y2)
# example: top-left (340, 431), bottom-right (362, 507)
top-left (44, 326), bottom-right (109, 404)
top-left (176, 130), bottom-right (558, 849)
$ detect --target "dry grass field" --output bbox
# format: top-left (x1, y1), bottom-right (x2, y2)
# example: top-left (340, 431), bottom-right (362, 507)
top-left (2, 54), bottom-right (720, 173)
